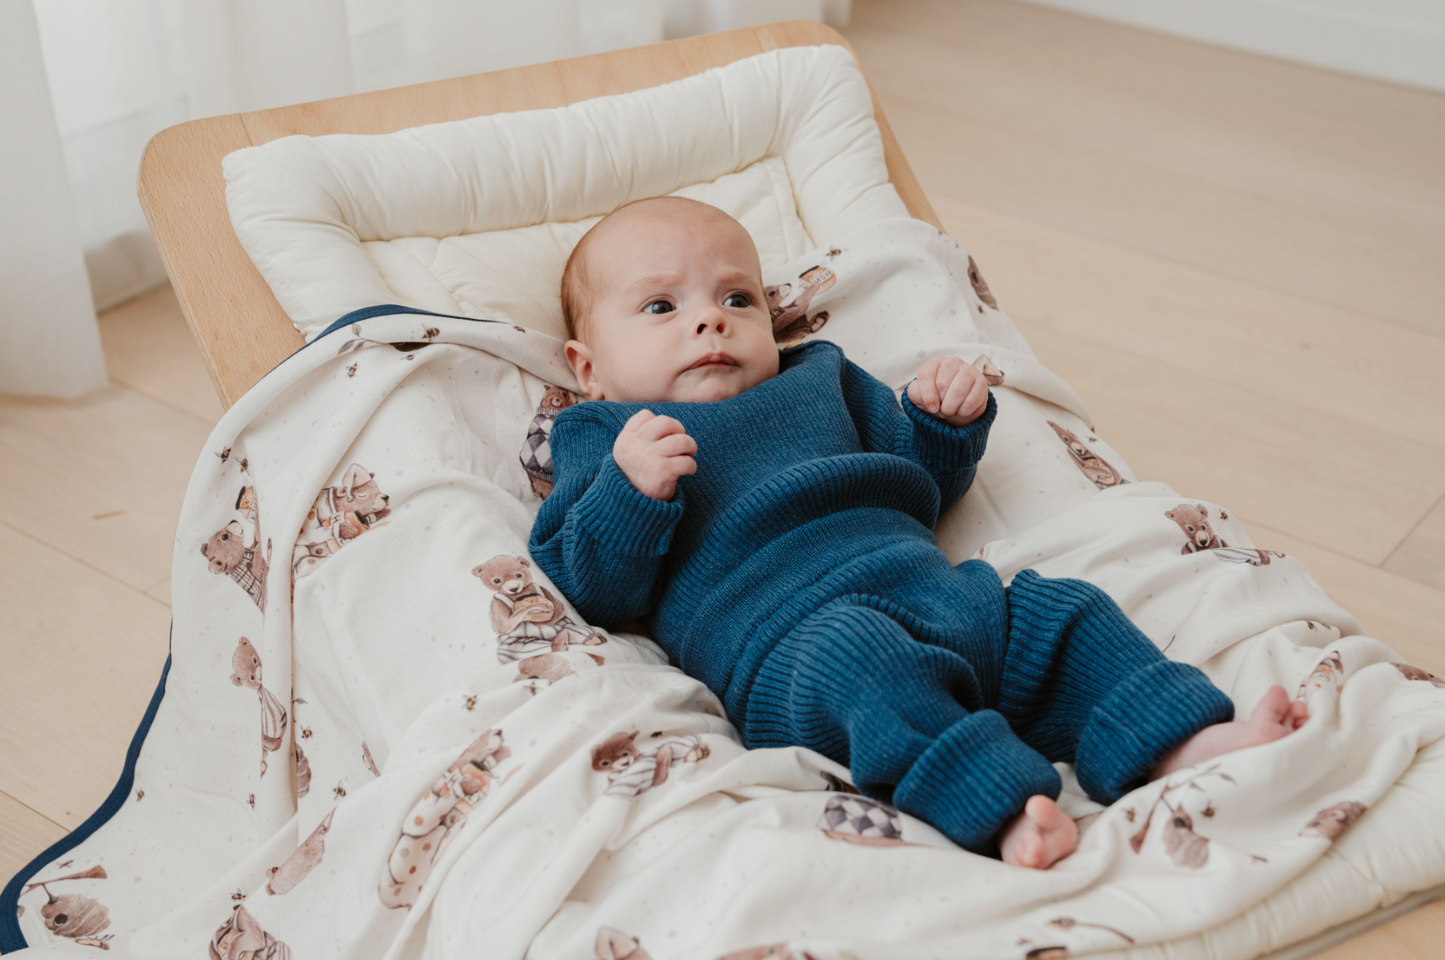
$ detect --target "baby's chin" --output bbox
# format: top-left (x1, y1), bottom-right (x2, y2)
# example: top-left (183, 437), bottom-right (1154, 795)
top-left (667, 367), bottom-right (770, 403)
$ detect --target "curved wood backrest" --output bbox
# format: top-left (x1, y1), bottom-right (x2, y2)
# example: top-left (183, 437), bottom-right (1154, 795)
top-left (137, 19), bottom-right (940, 408)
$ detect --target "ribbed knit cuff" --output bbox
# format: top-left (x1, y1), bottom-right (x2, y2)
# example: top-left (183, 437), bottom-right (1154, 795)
top-left (893, 710), bottom-right (1062, 855)
top-left (900, 387), bottom-right (997, 471)
top-left (571, 456), bottom-right (684, 558)
top-left (1075, 660), bottom-right (1236, 803)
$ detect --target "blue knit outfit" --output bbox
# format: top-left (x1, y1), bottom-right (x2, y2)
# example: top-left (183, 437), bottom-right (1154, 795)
top-left (529, 340), bottom-right (1234, 854)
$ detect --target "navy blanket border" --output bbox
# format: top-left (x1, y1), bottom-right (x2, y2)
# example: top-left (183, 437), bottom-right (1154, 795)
top-left (1, 305), bottom-right (476, 950)
top-left (272, 304), bottom-right (499, 379)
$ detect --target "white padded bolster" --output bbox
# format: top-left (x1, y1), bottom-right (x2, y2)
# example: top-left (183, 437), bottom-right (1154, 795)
top-left (223, 44), bottom-right (909, 340)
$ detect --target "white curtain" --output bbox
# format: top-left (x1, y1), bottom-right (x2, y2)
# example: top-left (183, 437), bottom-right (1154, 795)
top-left (0, 0), bottom-right (107, 398)
top-left (3, 0), bottom-right (848, 398)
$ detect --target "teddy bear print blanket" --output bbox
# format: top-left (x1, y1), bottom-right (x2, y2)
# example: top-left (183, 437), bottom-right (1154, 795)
top-left (7, 218), bottom-right (1445, 960)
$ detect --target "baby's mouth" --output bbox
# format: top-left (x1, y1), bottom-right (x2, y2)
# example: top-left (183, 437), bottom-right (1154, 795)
top-left (687, 353), bottom-right (738, 371)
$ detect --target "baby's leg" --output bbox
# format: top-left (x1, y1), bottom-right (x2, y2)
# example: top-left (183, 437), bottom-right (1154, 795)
top-left (743, 596), bottom-right (1061, 857)
top-left (994, 568), bottom-right (1238, 805)
top-left (1154, 684), bottom-right (1308, 777)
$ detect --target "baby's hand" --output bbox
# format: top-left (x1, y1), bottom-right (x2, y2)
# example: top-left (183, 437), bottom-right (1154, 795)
top-left (907, 356), bottom-right (988, 427)
top-left (613, 410), bottom-right (697, 501)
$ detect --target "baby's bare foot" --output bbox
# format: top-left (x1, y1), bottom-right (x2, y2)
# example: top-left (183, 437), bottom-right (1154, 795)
top-left (1153, 684), bottom-right (1307, 779)
top-left (999, 795), bottom-right (1078, 869)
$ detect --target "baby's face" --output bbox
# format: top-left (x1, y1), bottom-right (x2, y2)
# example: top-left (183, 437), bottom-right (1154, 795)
top-left (566, 209), bottom-right (780, 404)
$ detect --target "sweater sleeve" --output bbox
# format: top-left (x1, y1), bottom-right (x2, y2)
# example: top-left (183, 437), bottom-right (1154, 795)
top-left (528, 413), bottom-right (685, 629)
top-left (840, 356), bottom-right (998, 516)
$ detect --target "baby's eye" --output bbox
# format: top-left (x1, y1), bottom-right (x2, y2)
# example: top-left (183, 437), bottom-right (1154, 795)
top-left (723, 292), bottom-right (752, 309)
top-left (642, 300), bottom-right (675, 315)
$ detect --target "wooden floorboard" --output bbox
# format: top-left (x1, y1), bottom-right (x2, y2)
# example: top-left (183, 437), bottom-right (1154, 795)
top-left (2, 2), bottom-right (1443, 956)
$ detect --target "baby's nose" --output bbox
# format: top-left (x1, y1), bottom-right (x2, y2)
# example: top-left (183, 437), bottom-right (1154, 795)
top-left (693, 309), bottom-right (727, 336)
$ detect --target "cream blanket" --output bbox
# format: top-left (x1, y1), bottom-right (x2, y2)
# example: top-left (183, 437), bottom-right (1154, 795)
top-left (8, 219), bottom-right (1445, 960)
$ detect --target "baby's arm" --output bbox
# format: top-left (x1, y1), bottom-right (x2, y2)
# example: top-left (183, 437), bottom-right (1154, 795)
top-left (528, 412), bottom-right (687, 629)
top-left (840, 356), bottom-right (998, 514)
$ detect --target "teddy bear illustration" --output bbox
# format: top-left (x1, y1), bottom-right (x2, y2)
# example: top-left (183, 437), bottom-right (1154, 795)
top-left (1300, 801), bottom-right (1367, 841)
top-left (972, 354), bottom-right (1005, 386)
top-left (966, 255), bottom-right (998, 310)
top-left (818, 794), bottom-right (911, 847)
top-left (767, 264), bottom-right (836, 341)
top-left (202, 486), bottom-right (270, 610)
top-left (1390, 663), bottom-right (1445, 688)
top-left (209, 904), bottom-right (291, 960)
top-left (1048, 422), bottom-right (1127, 488)
top-left (520, 385), bottom-right (578, 498)
top-left (595, 927), bottom-right (653, 960)
top-left (292, 464), bottom-right (391, 579)
top-left (1296, 651), bottom-right (1345, 701)
top-left (231, 637), bottom-right (288, 778)
top-left (590, 730), bottom-right (710, 800)
top-left (1166, 503), bottom-right (1227, 552)
top-left (1165, 503), bottom-right (1283, 565)
top-left (266, 808), bottom-right (333, 895)
top-left (379, 728), bottom-right (512, 909)
top-left (22, 866), bottom-right (110, 948)
top-left (472, 555), bottom-right (604, 686)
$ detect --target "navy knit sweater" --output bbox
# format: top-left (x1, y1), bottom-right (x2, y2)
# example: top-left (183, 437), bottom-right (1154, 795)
top-left (529, 340), bottom-right (998, 711)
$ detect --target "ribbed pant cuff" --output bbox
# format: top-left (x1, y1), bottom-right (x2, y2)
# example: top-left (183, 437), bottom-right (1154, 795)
top-left (893, 710), bottom-right (1062, 855)
top-left (1076, 659), bottom-right (1236, 802)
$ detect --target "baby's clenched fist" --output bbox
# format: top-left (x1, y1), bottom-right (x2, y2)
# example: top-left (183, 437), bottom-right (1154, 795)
top-left (613, 410), bottom-right (697, 501)
top-left (907, 356), bottom-right (989, 427)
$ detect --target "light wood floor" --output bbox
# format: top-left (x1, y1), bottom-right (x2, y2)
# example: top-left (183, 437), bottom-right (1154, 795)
top-left (3, 0), bottom-right (1444, 955)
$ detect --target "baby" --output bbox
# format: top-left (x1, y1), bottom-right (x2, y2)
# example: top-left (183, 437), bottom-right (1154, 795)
top-left (529, 196), bottom-right (1307, 868)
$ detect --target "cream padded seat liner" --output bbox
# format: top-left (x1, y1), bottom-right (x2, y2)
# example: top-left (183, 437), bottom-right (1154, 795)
top-left (223, 44), bottom-right (909, 341)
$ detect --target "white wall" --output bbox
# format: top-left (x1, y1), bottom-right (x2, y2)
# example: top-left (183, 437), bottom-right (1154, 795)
top-left (1016, 0), bottom-right (1445, 93)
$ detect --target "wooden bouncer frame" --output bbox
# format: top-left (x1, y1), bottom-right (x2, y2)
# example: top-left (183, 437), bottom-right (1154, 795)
top-left (136, 20), bottom-right (940, 409)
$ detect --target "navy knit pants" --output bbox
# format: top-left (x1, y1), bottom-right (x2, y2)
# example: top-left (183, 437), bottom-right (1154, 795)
top-left (742, 554), bottom-right (1235, 855)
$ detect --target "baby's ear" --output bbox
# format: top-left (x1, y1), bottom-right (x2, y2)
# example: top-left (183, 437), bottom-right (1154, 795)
top-left (564, 339), bottom-right (604, 401)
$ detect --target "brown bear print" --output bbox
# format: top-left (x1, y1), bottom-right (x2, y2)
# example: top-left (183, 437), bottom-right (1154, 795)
top-left (379, 728), bottom-right (513, 909)
top-left (209, 904), bottom-right (292, 960)
top-left (1166, 503), bottom-right (1226, 552)
top-left (967, 255), bottom-right (998, 311)
top-left (473, 555), bottom-right (604, 688)
top-left (972, 354), bottom-right (1005, 386)
top-left (1300, 801), bottom-right (1367, 841)
top-left (591, 729), bottom-right (710, 800)
top-left (1165, 503), bottom-right (1284, 565)
top-left (595, 927), bottom-right (652, 960)
top-left (22, 866), bottom-right (110, 948)
top-left (231, 637), bottom-right (288, 778)
top-left (1296, 651), bottom-right (1345, 701)
top-left (1391, 663), bottom-right (1445, 688)
top-left (266, 808), bottom-right (333, 895)
top-left (818, 793), bottom-right (913, 847)
top-left (202, 486), bottom-right (270, 610)
top-left (1048, 422), bottom-right (1128, 488)
top-left (292, 464), bottom-right (391, 579)
top-left (768, 264), bottom-right (836, 342)
top-left (520, 385), bottom-right (578, 498)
